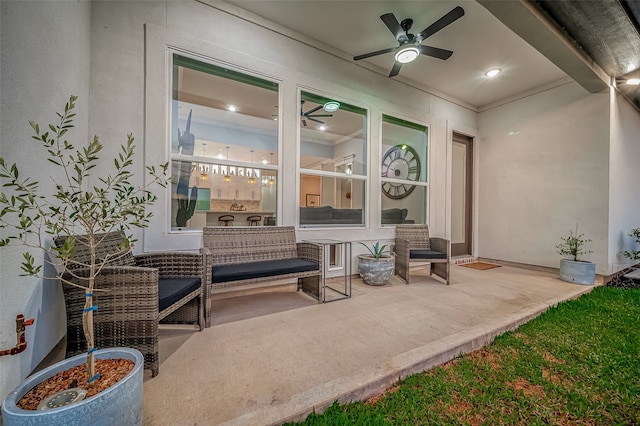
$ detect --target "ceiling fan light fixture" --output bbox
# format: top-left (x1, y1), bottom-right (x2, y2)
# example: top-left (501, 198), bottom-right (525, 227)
top-left (395, 46), bottom-right (420, 64)
top-left (485, 68), bottom-right (501, 78)
top-left (626, 78), bottom-right (640, 85)
top-left (323, 101), bottom-right (340, 112)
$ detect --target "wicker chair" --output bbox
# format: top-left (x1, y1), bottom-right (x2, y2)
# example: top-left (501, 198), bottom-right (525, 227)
top-left (56, 232), bottom-right (205, 377)
top-left (394, 224), bottom-right (450, 285)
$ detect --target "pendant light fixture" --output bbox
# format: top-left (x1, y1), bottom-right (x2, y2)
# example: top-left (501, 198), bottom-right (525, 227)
top-left (247, 150), bottom-right (256, 184)
top-left (268, 153), bottom-right (275, 186)
top-left (224, 147), bottom-right (231, 182)
top-left (200, 143), bottom-right (208, 182)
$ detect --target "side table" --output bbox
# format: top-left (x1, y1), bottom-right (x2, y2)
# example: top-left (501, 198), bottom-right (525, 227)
top-left (302, 239), bottom-right (351, 303)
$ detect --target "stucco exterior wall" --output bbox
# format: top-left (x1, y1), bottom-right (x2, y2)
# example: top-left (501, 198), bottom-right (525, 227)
top-left (0, 0), bottom-right (91, 402)
top-left (477, 82), bottom-right (610, 274)
top-left (88, 0), bottom-right (477, 255)
top-left (608, 90), bottom-right (640, 270)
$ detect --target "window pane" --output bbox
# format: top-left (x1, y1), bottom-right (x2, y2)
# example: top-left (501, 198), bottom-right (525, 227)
top-left (381, 115), bottom-right (428, 225)
top-left (299, 90), bottom-right (368, 227)
top-left (381, 185), bottom-right (426, 225)
top-left (170, 54), bottom-right (278, 230)
top-left (300, 175), bottom-right (365, 227)
top-left (299, 92), bottom-right (367, 176)
top-left (171, 160), bottom-right (277, 229)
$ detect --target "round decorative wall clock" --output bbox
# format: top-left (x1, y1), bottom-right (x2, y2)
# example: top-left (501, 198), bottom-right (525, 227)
top-left (381, 144), bottom-right (421, 199)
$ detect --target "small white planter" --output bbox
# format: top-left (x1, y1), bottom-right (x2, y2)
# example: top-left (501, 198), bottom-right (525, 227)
top-left (559, 259), bottom-right (596, 285)
top-left (2, 347), bottom-right (144, 426)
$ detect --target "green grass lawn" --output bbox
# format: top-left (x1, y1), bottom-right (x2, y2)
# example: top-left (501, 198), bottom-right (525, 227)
top-left (288, 286), bottom-right (640, 425)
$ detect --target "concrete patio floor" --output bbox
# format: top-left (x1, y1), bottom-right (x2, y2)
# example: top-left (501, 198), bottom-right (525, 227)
top-left (142, 263), bottom-right (595, 425)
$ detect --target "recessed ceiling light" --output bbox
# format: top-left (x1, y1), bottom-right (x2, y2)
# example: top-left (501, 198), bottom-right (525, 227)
top-left (319, 125), bottom-right (327, 131)
top-left (485, 68), bottom-right (501, 78)
top-left (323, 101), bottom-right (340, 112)
top-left (226, 104), bottom-right (238, 112)
top-left (395, 46), bottom-right (420, 64)
top-left (626, 78), bottom-right (640, 85)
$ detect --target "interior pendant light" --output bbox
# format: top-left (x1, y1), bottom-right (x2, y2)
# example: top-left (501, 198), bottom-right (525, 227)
top-left (200, 144), bottom-right (208, 181)
top-left (395, 45), bottom-right (420, 64)
top-left (224, 147), bottom-right (231, 182)
top-left (247, 150), bottom-right (256, 184)
top-left (268, 153), bottom-right (275, 186)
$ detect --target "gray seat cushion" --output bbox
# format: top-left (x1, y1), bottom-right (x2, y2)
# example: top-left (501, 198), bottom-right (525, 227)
top-left (212, 258), bottom-right (319, 283)
top-left (158, 278), bottom-right (201, 311)
top-left (409, 249), bottom-right (447, 260)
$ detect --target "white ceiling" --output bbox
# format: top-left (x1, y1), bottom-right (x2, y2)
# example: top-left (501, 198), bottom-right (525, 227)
top-left (222, 0), bottom-right (569, 109)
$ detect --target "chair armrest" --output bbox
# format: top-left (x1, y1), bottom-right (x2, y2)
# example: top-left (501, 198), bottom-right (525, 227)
top-left (62, 265), bottom-right (160, 315)
top-left (296, 242), bottom-right (322, 270)
top-left (394, 237), bottom-right (411, 259)
top-left (429, 237), bottom-right (450, 258)
top-left (134, 251), bottom-right (203, 278)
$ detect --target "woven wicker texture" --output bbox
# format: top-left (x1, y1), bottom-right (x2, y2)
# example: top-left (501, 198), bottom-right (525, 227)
top-left (202, 226), bottom-right (321, 327)
top-left (394, 224), bottom-right (450, 285)
top-left (56, 232), bottom-right (205, 376)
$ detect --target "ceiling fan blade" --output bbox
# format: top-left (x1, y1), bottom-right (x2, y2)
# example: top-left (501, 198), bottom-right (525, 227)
top-left (304, 105), bottom-right (323, 115)
top-left (307, 117), bottom-right (325, 124)
top-left (416, 6), bottom-right (465, 42)
top-left (308, 114), bottom-right (333, 118)
top-left (380, 13), bottom-right (405, 41)
top-left (418, 45), bottom-right (454, 60)
top-left (389, 61), bottom-right (402, 77)
top-left (354, 46), bottom-right (397, 61)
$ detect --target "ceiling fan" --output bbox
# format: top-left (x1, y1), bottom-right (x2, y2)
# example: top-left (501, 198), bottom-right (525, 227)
top-left (300, 100), bottom-right (332, 127)
top-left (353, 6), bottom-right (465, 77)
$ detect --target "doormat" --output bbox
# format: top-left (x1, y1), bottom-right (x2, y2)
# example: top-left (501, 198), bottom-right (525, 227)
top-left (460, 262), bottom-right (501, 270)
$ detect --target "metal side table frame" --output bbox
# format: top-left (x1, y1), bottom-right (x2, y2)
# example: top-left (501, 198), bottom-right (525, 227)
top-left (303, 239), bottom-right (351, 303)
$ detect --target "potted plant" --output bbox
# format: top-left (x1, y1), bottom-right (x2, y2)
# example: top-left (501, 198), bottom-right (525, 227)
top-left (0, 95), bottom-right (168, 425)
top-left (357, 242), bottom-right (395, 286)
top-left (622, 227), bottom-right (640, 263)
top-left (556, 224), bottom-right (595, 285)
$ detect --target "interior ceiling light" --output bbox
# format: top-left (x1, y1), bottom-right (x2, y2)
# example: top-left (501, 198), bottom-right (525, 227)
top-left (394, 45), bottom-right (420, 64)
top-left (226, 104), bottom-right (237, 112)
top-left (485, 68), bottom-right (501, 78)
top-left (626, 78), bottom-right (640, 85)
top-left (323, 101), bottom-right (340, 112)
top-left (319, 125), bottom-right (327, 131)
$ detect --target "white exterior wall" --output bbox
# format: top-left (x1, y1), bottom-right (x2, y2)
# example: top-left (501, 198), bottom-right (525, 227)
top-left (608, 90), bottom-right (640, 270)
top-left (87, 0), bottom-right (476, 255)
top-left (477, 82), bottom-right (610, 274)
top-left (0, 0), bottom-right (91, 401)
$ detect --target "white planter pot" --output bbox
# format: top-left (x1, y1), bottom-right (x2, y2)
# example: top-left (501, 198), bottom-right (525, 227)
top-left (358, 254), bottom-right (395, 285)
top-left (559, 259), bottom-right (596, 285)
top-left (2, 347), bottom-right (144, 426)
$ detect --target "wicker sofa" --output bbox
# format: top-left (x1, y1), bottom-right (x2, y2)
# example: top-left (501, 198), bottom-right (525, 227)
top-left (56, 232), bottom-right (205, 377)
top-left (202, 226), bottom-right (322, 326)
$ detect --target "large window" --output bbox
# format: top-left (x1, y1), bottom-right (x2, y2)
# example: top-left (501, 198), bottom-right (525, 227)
top-left (380, 115), bottom-right (428, 225)
top-left (298, 91), bottom-right (368, 227)
top-left (170, 54), bottom-right (279, 230)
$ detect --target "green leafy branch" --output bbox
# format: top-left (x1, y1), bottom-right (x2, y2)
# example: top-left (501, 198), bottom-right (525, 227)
top-left (556, 223), bottom-right (592, 262)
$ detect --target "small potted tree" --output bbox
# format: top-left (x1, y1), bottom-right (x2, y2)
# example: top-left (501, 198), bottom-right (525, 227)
top-left (622, 227), bottom-right (640, 263)
top-left (357, 242), bottom-right (395, 285)
top-left (0, 95), bottom-right (168, 424)
top-left (556, 224), bottom-right (595, 285)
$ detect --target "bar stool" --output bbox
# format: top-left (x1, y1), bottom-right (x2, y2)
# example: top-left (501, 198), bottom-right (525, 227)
top-left (218, 215), bottom-right (234, 226)
top-left (247, 215), bottom-right (261, 226)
